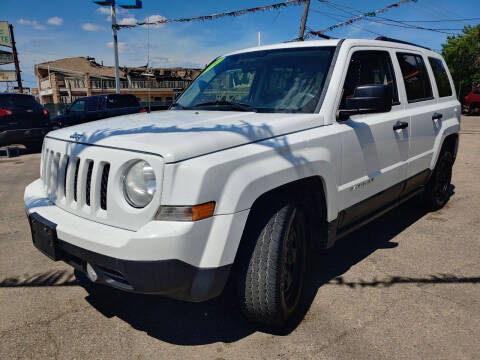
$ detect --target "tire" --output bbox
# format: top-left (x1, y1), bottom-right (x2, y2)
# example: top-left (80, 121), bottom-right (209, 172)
top-left (424, 150), bottom-right (453, 210)
top-left (471, 103), bottom-right (480, 115)
top-left (236, 201), bottom-right (307, 327)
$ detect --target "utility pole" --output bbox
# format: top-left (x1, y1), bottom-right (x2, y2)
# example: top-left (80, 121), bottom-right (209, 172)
top-left (111, 4), bottom-right (120, 94)
top-left (8, 24), bottom-right (22, 93)
top-left (298, 0), bottom-right (310, 41)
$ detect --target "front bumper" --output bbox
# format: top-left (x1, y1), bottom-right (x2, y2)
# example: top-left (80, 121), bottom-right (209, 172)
top-left (25, 179), bottom-right (249, 301)
top-left (58, 236), bottom-right (231, 301)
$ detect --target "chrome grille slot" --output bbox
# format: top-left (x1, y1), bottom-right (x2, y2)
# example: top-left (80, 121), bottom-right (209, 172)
top-left (63, 156), bottom-right (70, 198)
top-left (100, 163), bottom-right (110, 211)
top-left (85, 161), bottom-right (94, 206)
top-left (73, 158), bottom-right (80, 202)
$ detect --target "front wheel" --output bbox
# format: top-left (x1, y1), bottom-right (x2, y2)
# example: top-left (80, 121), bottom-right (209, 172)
top-left (236, 202), bottom-right (307, 327)
top-left (424, 150), bottom-right (453, 210)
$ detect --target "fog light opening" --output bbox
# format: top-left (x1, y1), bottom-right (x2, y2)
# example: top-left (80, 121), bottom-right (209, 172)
top-left (86, 263), bottom-right (98, 282)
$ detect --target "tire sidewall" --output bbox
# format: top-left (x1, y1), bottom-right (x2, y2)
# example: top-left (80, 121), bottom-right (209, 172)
top-left (428, 150), bottom-right (453, 208)
top-left (278, 206), bottom-right (307, 321)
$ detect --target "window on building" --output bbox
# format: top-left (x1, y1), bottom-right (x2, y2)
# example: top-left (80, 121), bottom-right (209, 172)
top-left (428, 57), bottom-right (453, 97)
top-left (340, 51), bottom-right (399, 109)
top-left (397, 53), bottom-right (433, 102)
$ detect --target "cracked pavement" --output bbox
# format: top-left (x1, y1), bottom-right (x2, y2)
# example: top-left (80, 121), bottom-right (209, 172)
top-left (1, 116), bottom-right (479, 359)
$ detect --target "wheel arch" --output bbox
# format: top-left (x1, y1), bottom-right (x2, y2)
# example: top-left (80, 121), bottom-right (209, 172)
top-left (237, 176), bottom-right (330, 255)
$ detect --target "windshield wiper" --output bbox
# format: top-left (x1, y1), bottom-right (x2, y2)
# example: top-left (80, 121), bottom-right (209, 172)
top-left (193, 100), bottom-right (257, 112)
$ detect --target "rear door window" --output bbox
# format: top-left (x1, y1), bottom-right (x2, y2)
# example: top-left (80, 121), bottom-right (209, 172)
top-left (0, 95), bottom-right (42, 110)
top-left (428, 57), bottom-right (453, 97)
top-left (396, 53), bottom-right (433, 102)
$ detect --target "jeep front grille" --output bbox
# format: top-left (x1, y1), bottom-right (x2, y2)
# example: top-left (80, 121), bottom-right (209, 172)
top-left (39, 137), bottom-right (164, 231)
top-left (42, 148), bottom-right (110, 212)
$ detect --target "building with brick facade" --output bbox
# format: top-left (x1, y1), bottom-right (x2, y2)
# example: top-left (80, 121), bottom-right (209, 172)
top-left (35, 56), bottom-right (201, 106)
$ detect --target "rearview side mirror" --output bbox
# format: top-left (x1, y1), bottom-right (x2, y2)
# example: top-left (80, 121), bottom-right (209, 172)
top-left (339, 84), bottom-right (393, 121)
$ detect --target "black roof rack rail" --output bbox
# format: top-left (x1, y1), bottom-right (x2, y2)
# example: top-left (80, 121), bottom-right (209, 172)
top-left (375, 36), bottom-right (431, 50)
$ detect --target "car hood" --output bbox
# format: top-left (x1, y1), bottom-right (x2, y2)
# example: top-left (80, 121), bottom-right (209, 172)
top-left (47, 110), bottom-right (325, 163)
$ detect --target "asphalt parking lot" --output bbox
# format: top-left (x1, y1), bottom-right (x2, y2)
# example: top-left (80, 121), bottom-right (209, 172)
top-left (1, 115), bottom-right (479, 360)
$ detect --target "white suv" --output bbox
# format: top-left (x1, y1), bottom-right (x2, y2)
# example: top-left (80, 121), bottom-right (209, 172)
top-left (25, 38), bottom-right (460, 327)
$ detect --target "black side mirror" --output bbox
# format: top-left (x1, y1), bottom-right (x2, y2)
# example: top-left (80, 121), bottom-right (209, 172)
top-left (339, 84), bottom-right (393, 121)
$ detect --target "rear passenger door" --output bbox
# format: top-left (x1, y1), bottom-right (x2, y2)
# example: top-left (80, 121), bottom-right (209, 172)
top-left (396, 52), bottom-right (438, 177)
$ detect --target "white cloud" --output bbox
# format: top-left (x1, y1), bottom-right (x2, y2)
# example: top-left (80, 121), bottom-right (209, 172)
top-left (118, 17), bottom-right (137, 26)
top-left (96, 6), bottom-right (128, 15)
top-left (82, 23), bottom-right (105, 32)
top-left (18, 19), bottom-right (46, 30)
top-left (107, 41), bottom-right (127, 53)
top-left (47, 17), bottom-right (63, 26)
top-left (96, 7), bottom-right (111, 15)
top-left (143, 14), bottom-right (167, 29)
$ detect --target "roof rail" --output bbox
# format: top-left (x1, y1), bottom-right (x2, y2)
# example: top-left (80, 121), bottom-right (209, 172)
top-left (375, 36), bottom-right (431, 50)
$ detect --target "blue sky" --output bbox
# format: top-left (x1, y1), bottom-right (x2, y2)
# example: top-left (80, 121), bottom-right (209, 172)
top-left (1, 0), bottom-right (479, 91)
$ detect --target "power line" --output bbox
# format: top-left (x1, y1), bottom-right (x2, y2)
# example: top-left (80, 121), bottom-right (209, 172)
top-left (399, 17), bottom-right (480, 23)
top-left (310, 0), bottom-right (462, 37)
top-left (116, 0), bottom-right (306, 29)
top-left (308, 0), bottom-right (421, 37)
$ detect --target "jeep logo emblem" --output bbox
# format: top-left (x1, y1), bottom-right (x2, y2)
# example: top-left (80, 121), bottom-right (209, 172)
top-left (69, 133), bottom-right (83, 142)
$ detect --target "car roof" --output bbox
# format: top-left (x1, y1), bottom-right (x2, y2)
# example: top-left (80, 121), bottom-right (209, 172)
top-left (76, 93), bottom-right (135, 100)
top-left (224, 38), bottom-right (440, 58)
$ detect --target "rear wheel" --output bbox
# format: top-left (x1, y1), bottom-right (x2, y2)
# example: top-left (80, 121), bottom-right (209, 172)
top-left (424, 150), bottom-right (453, 210)
top-left (236, 201), bottom-right (307, 327)
top-left (471, 103), bottom-right (480, 115)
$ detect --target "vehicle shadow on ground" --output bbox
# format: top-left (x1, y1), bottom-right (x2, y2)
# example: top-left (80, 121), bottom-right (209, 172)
top-left (69, 188), bottom-right (470, 345)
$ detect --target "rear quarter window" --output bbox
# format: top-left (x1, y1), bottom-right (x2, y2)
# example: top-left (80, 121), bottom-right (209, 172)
top-left (428, 57), bottom-right (453, 97)
top-left (396, 53), bottom-right (433, 102)
top-left (0, 95), bottom-right (41, 109)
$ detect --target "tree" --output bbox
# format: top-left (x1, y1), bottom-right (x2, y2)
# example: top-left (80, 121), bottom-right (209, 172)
top-left (442, 25), bottom-right (480, 100)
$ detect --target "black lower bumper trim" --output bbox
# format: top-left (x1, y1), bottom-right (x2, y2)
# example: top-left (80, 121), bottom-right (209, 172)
top-left (58, 240), bottom-right (232, 302)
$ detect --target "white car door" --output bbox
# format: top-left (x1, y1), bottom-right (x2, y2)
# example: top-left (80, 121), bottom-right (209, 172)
top-left (395, 52), bottom-right (439, 178)
top-left (336, 48), bottom-right (410, 228)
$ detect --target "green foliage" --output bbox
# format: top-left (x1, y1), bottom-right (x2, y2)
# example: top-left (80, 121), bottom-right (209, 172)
top-left (442, 25), bottom-right (480, 99)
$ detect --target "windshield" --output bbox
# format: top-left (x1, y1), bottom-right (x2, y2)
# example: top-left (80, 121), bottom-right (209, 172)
top-left (174, 46), bottom-right (336, 113)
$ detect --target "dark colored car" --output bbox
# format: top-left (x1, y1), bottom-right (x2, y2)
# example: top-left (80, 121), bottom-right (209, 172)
top-left (52, 94), bottom-right (146, 128)
top-left (0, 93), bottom-right (51, 152)
top-left (463, 88), bottom-right (480, 115)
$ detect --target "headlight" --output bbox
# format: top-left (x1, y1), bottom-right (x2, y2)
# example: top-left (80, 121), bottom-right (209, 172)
top-left (123, 160), bottom-right (156, 208)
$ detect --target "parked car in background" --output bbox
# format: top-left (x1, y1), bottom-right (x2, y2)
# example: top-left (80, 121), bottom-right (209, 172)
top-left (52, 94), bottom-right (146, 128)
top-left (0, 93), bottom-right (51, 152)
top-left (463, 88), bottom-right (480, 114)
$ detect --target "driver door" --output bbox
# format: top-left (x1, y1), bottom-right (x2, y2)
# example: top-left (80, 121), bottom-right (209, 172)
top-left (67, 99), bottom-right (87, 125)
top-left (337, 49), bottom-right (409, 228)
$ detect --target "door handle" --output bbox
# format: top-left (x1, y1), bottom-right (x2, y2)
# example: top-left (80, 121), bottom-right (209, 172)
top-left (432, 112), bottom-right (443, 121)
top-left (393, 121), bottom-right (409, 131)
